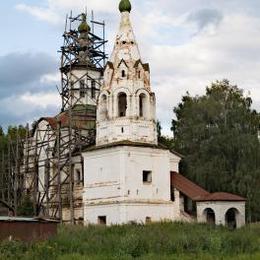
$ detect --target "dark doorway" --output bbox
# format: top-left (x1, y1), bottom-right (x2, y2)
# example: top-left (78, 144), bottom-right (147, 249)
top-left (204, 208), bottom-right (215, 225)
top-left (225, 208), bottom-right (237, 229)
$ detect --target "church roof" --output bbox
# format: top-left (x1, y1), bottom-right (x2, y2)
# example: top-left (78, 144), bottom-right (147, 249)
top-left (197, 192), bottom-right (246, 202)
top-left (83, 140), bottom-right (182, 156)
top-left (171, 172), bottom-right (209, 201)
top-left (32, 105), bottom-right (96, 135)
top-left (171, 172), bottom-right (246, 202)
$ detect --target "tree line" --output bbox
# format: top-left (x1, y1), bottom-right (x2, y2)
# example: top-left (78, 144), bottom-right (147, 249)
top-left (159, 79), bottom-right (260, 222)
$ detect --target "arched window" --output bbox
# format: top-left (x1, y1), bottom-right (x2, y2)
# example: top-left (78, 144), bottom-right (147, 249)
top-left (118, 93), bottom-right (127, 117)
top-left (203, 208), bottom-right (215, 225)
top-left (122, 70), bottom-right (126, 78)
top-left (139, 93), bottom-right (146, 117)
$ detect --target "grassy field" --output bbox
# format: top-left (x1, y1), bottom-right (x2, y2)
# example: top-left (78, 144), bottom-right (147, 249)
top-left (0, 222), bottom-right (259, 259)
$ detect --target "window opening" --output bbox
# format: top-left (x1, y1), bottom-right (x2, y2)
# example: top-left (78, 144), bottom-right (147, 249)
top-left (76, 169), bottom-right (81, 184)
top-left (146, 217), bottom-right (152, 223)
top-left (98, 216), bottom-right (107, 225)
top-left (91, 80), bottom-right (95, 98)
top-left (118, 93), bottom-right (127, 117)
top-left (79, 80), bottom-right (85, 98)
top-left (143, 171), bottom-right (152, 183)
top-left (139, 94), bottom-right (146, 117)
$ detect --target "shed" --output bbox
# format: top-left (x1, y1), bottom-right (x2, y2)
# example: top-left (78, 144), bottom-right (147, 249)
top-left (0, 217), bottom-right (58, 241)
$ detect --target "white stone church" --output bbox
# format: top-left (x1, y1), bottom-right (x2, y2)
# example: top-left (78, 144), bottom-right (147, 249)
top-left (30, 0), bottom-right (246, 228)
top-left (81, 0), bottom-right (246, 228)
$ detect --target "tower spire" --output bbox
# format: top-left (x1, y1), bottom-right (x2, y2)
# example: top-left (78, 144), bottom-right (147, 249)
top-left (96, 1), bottom-right (157, 146)
top-left (109, 0), bottom-right (140, 67)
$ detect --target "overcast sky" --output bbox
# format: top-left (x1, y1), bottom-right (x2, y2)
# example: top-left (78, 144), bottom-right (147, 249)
top-left (1, 0), bottom-right (260, 135)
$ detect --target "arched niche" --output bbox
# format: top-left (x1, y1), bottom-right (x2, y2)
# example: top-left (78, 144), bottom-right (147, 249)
top-left (203, 208), bottom-right (216, 225)
top-left (136, 89), bottom-right (150, 119)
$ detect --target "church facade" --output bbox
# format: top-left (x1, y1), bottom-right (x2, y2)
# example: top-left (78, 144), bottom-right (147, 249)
top-left (81, 0), bottom-right (246, 228)
top-left (24, 0), bottom-right (246, 228)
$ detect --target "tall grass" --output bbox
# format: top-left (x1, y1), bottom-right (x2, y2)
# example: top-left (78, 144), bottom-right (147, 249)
top-left (0, 222), bottom-right (259, 259)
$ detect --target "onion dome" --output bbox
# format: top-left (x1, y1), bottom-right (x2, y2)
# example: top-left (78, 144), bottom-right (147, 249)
top-left (78, 14), bottom-right (90, 33)
top-left (119, 0), bottom-right (132, 13)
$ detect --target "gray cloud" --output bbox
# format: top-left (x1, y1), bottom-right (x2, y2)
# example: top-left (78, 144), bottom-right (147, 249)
top-left (0, 99), bottom-right (59, 130)
top-left (0, 52), bottom-right (58, 97)
top-left (187, 9), bottom-right (223, 31)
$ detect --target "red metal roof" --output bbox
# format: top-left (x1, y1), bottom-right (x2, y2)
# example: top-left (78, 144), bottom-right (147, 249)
top-left (171, 172), bottom-right (209, 201)
top-left (198, 192), bottom-right (246, 202)
top-left (171, 172), bottom-right (246, 202)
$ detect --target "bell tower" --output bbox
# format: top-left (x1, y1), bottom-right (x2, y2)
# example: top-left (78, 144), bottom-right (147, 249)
top-left (83, 0), bottom-right (181, 226)
top-left (96, 0), bottom-right (158, 146)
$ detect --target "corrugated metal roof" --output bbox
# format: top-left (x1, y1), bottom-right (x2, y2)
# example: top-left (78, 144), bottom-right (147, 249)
top-left (171, 172), bottom-right (246, 202)
top-left (198, 192), bottom-right (246, 202)
top-left (171, 172), bottom-right (209, 201)
top-left (0, 217), bottom-right (59, 223)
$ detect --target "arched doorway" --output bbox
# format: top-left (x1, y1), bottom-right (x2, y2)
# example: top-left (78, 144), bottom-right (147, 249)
top-left (225, 208), bottom-right (238, 229)
top-left (203, 208), bottom-right (215, 225)
top-left (118, 93), bottom-right (127, 117)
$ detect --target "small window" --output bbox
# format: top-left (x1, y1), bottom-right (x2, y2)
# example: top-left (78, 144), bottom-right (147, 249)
top-left (79, 80), bottom-right (85, 98)
top-left (76, 169), bottom-right (81, 184)
top-left (138, 71), bottom-right (141, 79)
top-left (98, 216), bottom-right (107, 225)
top-left (91, 80), bottom-right (95, 98)
top-left (143, 171), bottom-right (152, 184)
top-left (122, 70), bottom-right (126, 77)
top-left (122, 41), bottom-right (126, 44)
top-left (145, 217), bottom-right (152, 223)
top-left (121, 127), bottom-right (124, 133)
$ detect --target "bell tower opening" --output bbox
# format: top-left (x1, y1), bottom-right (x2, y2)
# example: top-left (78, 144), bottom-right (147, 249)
top-left (118, 93), bottom-right (127, 117)
top-left (139, 93), bottom-right (146, 117)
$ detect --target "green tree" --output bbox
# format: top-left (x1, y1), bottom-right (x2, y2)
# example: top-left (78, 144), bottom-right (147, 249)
top-left (172, 79), bottom-right (260, 221)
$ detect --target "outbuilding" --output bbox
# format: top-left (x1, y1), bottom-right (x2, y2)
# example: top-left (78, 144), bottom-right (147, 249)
top-left (0, 217), bottom-right (58, 241)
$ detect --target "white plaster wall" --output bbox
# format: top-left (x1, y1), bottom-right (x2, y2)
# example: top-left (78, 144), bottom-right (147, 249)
top-left (196, 201), bottom-right (246, 228)
top-left (85, 202), bottom-right (177, 225)
top-left (123, 147), bottom-right (172, 201)
top-left (83, 146), bottom-right (181, 225)
top-left (97, 118), bottom-right (157, 146)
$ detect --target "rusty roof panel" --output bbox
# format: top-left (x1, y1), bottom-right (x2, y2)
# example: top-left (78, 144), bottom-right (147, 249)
top-left (198, 192), bottom-right (246, 202)
top-left (171, 172), bottom-right (246, 202)
top-left (171, 172), bottom-right (209, 201)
